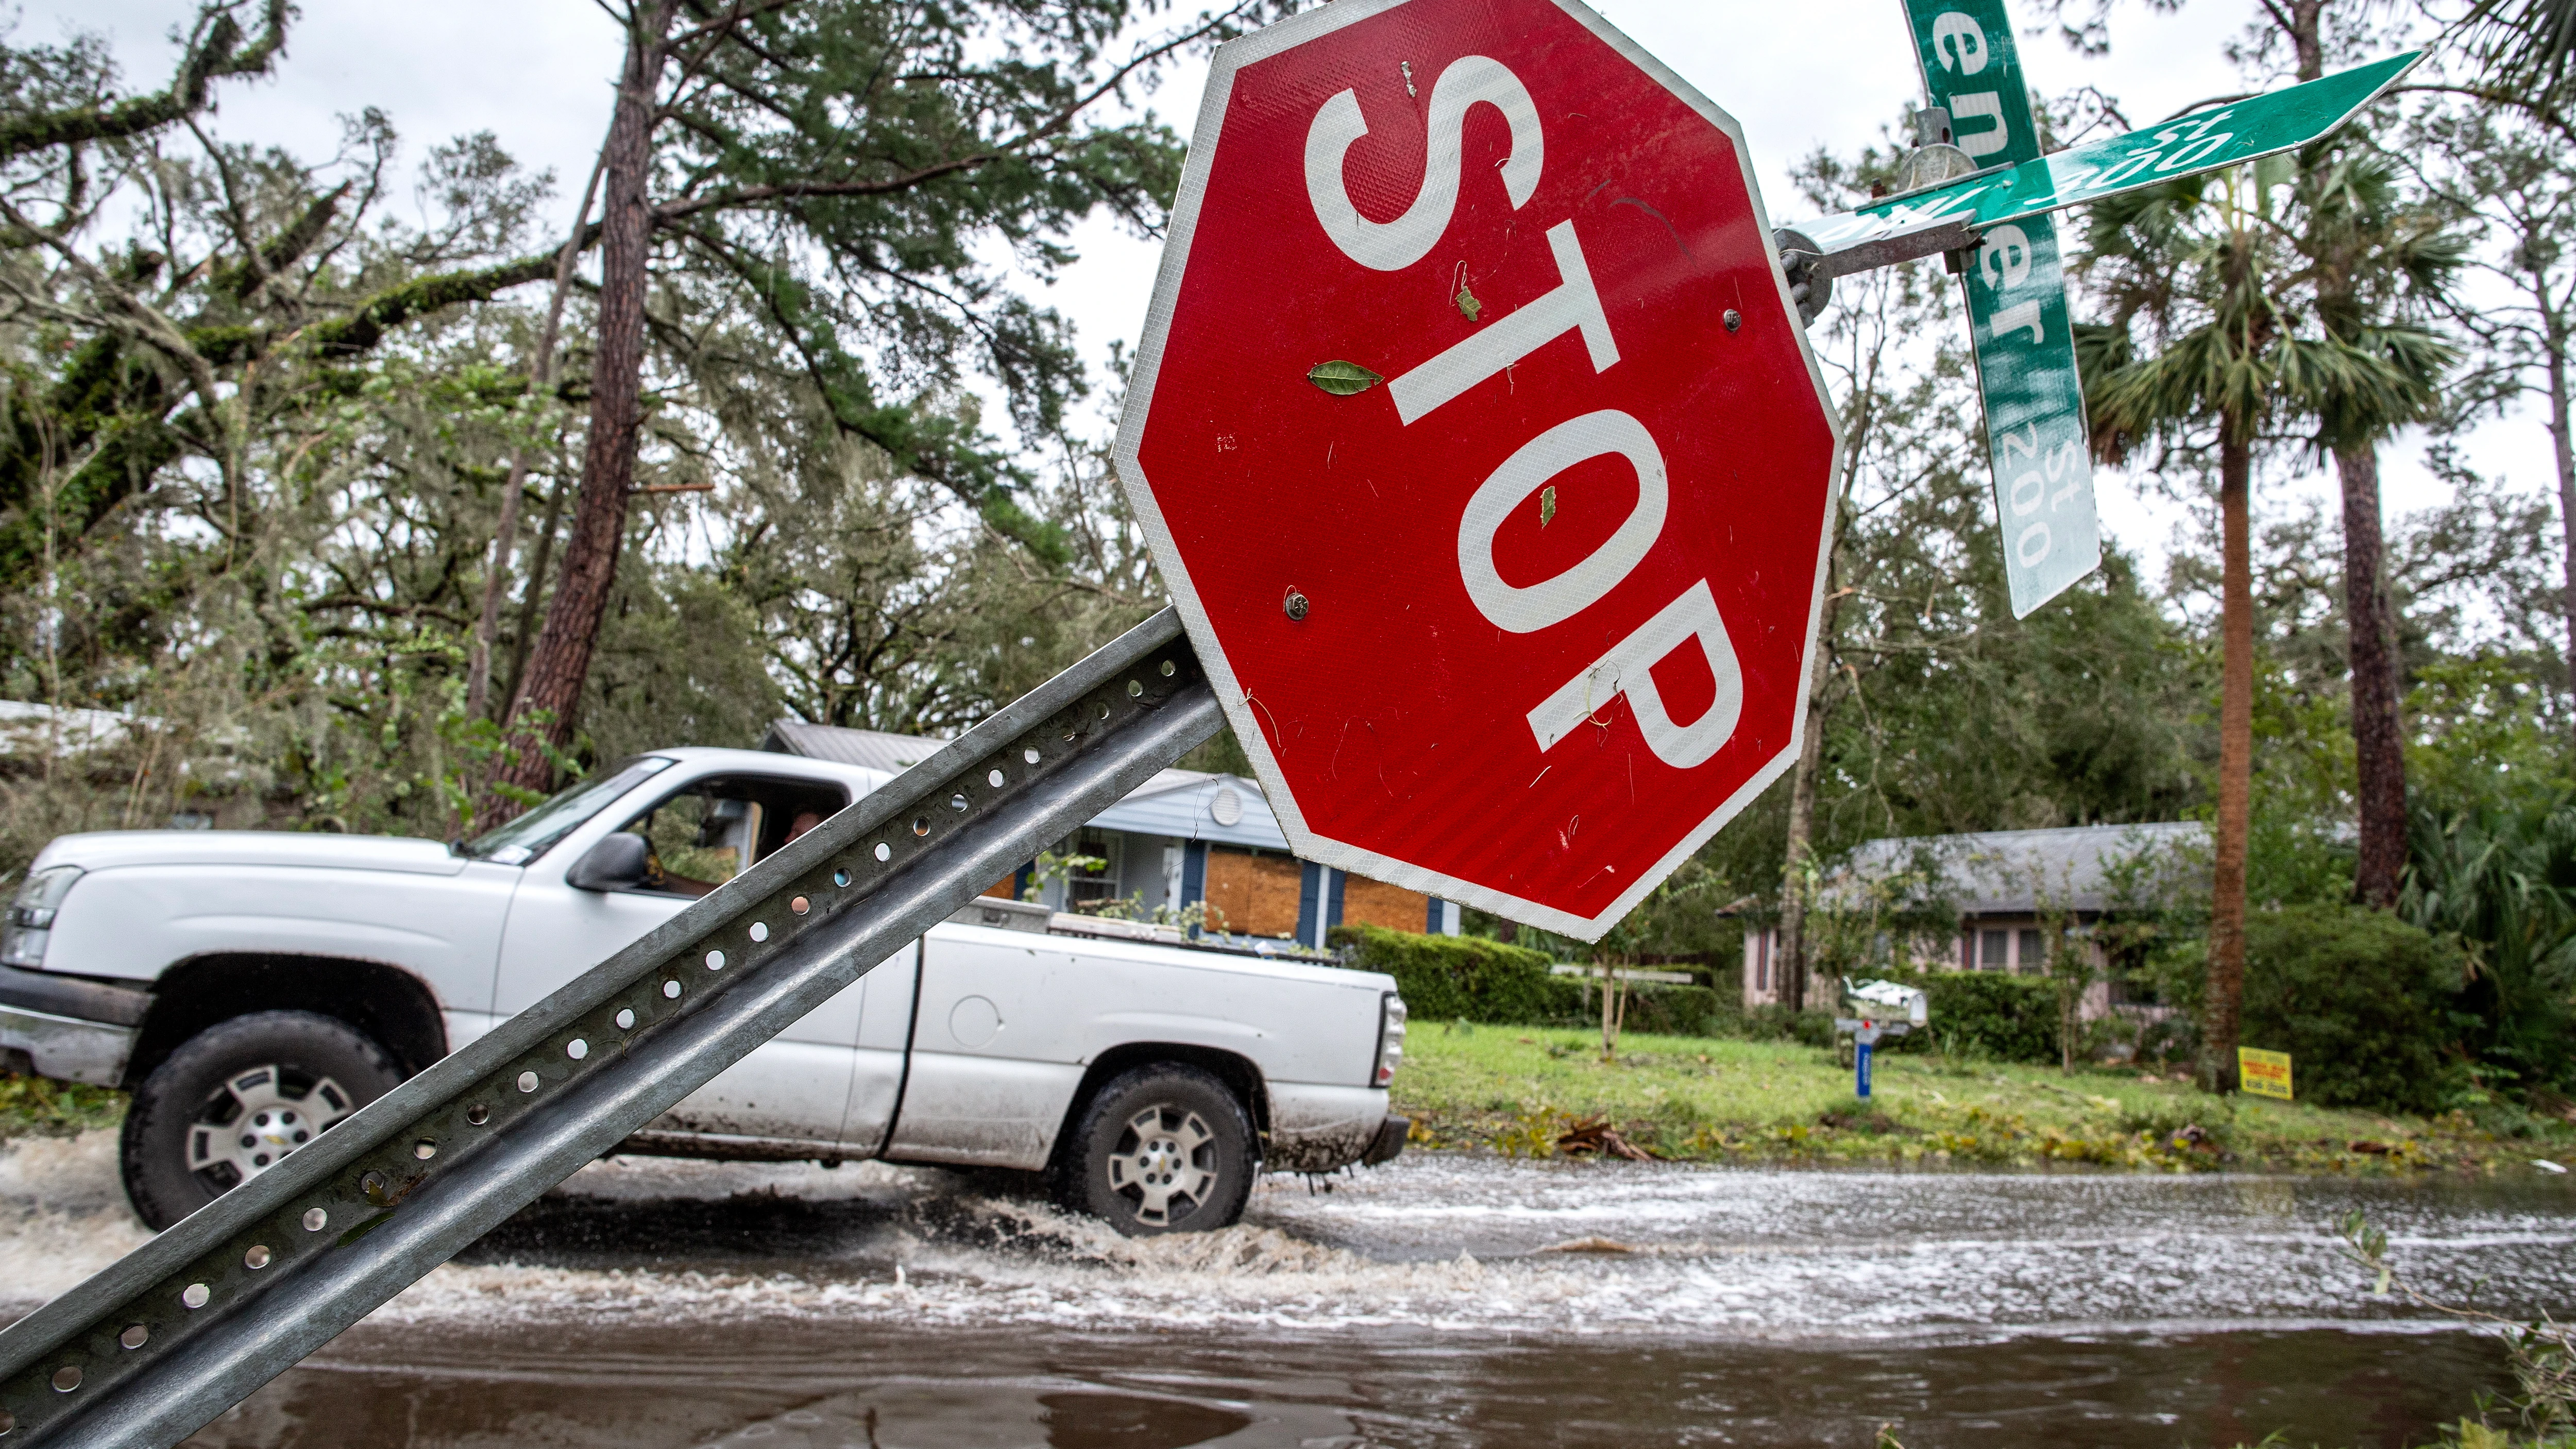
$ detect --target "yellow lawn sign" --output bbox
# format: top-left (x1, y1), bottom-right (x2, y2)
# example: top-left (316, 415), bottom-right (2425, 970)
top-left (2238, 1046), bottom-right (2294, 1101)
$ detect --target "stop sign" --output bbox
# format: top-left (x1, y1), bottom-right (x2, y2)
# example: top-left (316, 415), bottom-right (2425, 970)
top-left (1115, 0), bottom-right (1842, 941)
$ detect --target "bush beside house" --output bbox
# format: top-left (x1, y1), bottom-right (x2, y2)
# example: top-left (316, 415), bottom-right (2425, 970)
top-left (1329, 925), bottom-right (1580, 1023)
top-left (2240, 905), bottom-right (2469, 1113)
top-left (1870, 970), bottom-right (2062, 1064)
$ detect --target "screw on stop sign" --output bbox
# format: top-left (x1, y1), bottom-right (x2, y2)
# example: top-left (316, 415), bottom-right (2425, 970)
top-left (1316, 54), bottom-right (1750, 770)
top-left (1117, 0), bottom-right (1843, 939)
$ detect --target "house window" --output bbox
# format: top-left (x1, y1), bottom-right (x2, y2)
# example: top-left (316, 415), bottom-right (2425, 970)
top-left (1062, 828), bottom-right (1121, 910)
top-left (1979, 928), bottom-right (2009, 971)
top-left (1755, 931), bottom-right (1770, 992)
top-left (2018, 928), bottom-right (2045, 975)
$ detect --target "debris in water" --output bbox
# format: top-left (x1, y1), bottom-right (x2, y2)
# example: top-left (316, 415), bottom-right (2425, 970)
top-left (1539, 1236), bottom-right (1638, 1254)
top-left (1307, 360), bottom-right (1383, 396)
top-left (1555, 1117), bottom-right (1655, 1162)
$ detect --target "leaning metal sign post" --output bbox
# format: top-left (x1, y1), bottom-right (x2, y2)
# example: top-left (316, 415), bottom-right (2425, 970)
top-left (0, 7), bottom-right (2424, 1442)
top-left (1901, 0), bottom-right (2103, 618)
top-left (0, 614), bottom-right (1227, 1446)
top-left (1116, 0), bottom-right (1845, 942)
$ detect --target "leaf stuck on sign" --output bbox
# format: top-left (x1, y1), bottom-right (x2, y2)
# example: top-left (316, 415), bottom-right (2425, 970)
top-left (1539, 484), bottom-right (1557, 527)
top-left (1307, 360), bottom-right (1384, 396)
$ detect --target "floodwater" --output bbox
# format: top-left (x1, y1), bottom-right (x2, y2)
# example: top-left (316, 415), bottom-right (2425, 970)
top-left (5, 1131), bottom-right (2572, 1447)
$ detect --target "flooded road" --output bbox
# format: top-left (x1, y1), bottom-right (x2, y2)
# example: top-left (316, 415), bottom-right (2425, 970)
top-left (6, 1130), bottom-right (2570, 1446)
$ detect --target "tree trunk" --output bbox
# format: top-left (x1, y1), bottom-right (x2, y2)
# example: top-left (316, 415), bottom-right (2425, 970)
top-left (2550, 328), bottom-right (2576, 753)
top-left (1776, 680), bottom-right (1828, 1015)
top-left (2288, 0), bottom-right (2325, 81)
top-left (465, 147), bottom-right (608, 722)
top-left (2335, 442), bottom-right (2408, 910)
top-left (491, 5), bottom-right (673, 801)
top-left (1776, 551), bottom-right (1844, 1015)
top-left (1599, 958), bottom-right (1618, 1060)
top-left (2205, 431), bottom-right (2253, 1095)
top-left (502, 464), bottom-right (571, 715)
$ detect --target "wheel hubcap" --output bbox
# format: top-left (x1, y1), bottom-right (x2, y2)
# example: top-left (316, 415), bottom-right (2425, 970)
top-left (185, 1065), bottom-right (355, 1190)
top-left (1106, 1103), bottom-right (1220, 1227)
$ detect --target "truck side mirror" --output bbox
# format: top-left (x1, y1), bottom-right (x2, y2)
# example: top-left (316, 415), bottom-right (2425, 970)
top-left (566, 832), bottom-right (651, 893)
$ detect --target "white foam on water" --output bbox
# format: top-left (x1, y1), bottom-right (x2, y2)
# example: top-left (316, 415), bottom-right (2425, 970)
top-left (9, 1138), bottom-right (2573, 1346)
top-left (554, 1152), bottom-right (933, 1203)
top-left (0, 1130), bottom-right (151, 1304)
top-left (359, 1155), bottom-right (2576, 1343)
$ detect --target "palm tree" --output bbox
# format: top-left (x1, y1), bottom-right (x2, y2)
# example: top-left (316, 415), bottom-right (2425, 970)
top-left (2298, 144), bottom-right (2464, 909)
top-left (2078, 155), bottom-right (2435, 1092)
top-left (2463, 0), bottom-right (2576, 115)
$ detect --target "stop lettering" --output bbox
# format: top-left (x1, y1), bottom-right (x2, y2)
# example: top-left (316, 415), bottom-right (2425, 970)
top-left (1115, 0), bottom-right (1842, 940)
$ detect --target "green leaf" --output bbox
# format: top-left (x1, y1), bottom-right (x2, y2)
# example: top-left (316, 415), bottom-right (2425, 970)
top-left (1307, 360), bottom-right (1384, 396)
top-left (1455, 285), bottom-right (1482, 322)
top-left (1539, 484), bottom-right (1557, 527)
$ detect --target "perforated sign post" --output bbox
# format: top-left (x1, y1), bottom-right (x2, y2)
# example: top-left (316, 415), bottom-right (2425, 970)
top-left (1115, 0), bottom-right (1843, 940)
top-left (1902, 0), bottom-right (2102, 618)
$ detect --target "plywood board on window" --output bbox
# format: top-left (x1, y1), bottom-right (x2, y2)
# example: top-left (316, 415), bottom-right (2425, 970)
top-left (1341, 874), bottom-right (1429, 934)
top-left (1205, 848), bottom-right (1300, 937)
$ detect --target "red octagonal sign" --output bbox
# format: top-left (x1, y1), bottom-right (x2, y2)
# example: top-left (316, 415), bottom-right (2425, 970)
top-left (1116, 0), bottom-right (1843, 940)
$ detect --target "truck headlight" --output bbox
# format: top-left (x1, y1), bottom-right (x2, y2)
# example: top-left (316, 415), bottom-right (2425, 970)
top-left (1373, 992), bottom-right (1406, 1086)
top-left (3, 865), bottom-right (82, 969)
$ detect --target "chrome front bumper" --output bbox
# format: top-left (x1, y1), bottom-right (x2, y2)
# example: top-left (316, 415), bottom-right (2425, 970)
top-left (0, 1001), bottom-right (137, 1086)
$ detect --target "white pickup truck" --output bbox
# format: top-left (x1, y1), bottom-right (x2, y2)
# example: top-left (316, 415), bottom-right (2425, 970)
top-left (0, 747), bottom-right (1408, 1234)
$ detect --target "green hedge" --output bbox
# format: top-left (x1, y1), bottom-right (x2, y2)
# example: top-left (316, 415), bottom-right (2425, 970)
top-left (1328, 925), bottom-right (1580, 1023)
top-left (1612, 983), bottom-right (1725, 1037)
top-left (2241, 905), bottom-right (2468, 1113)
top-left (1333, 926), bottom-right (1780, 1040)
top-left (1332, 926), bottom-right (2061, 1058)
top-left (1873, 970), bottom-right (2061, 1063)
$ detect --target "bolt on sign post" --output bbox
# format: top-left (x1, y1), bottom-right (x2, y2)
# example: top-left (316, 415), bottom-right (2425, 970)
top-left (1115, 0), bottom-right (1845, 941)
top-left (2238, 1046), bottom-right (2294, 1101)
top-left (1900, 0), bottom-right (2100, 619)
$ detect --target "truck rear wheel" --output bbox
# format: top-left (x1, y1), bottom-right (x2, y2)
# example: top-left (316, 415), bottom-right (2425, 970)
top-left (1056, 1064), bottom-right (1255, 1236)
top-left (121, 1011), bottom-right (405, 1232)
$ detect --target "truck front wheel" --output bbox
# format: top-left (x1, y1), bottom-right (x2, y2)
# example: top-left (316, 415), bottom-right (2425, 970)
top-left (121, 1011), bottom-right (405, 1232)
top-left (1056, 1064), bottom-right (1255, 1236)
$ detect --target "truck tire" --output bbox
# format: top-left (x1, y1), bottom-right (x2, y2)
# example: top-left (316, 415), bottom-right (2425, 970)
top-left (121, 1011), bottom-right (405, 1232)
top-left (1056, 1063), bottom-right (1256, 1236)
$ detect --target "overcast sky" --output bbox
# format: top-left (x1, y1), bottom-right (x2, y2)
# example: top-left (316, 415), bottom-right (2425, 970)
top-left (39, 0), bottom-right (2550, 590)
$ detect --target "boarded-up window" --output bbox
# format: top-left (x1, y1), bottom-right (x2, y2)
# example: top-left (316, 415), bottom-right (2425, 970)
top-left (1204, 848), bottom-right (1300, 937)
top-left (1340, 874), bottom-right (1430, 934)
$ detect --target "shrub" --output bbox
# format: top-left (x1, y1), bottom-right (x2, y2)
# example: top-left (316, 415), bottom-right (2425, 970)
top-left (1871, 970), bottom-right (2061, 1063)
top-left (1332, 927), bottom-right (1752, 1037)
top-left (2240, 905), bottom-right (2469, 1114)
top-left (1606, 983), bottom-right (1724, 1037)
top-left (1328, 925), bottom-right (1581, 1023)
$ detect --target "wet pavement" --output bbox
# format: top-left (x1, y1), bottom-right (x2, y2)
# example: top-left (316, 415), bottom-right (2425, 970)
top-left (5, 1130), bottom-right (2571, 1446)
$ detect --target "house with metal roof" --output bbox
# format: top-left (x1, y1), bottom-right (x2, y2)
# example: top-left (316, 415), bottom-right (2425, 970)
top-left (760, 720), bottom-right (1463, 947)
top-left (1743, 821), bottom-right (2207, 1013)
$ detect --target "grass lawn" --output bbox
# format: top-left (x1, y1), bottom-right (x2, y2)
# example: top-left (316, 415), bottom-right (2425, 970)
top-left (0, 1072), bottom-right (122, 1140)
top-left (1391, 1022), bottom-right (2575, 1174)
top-left (7, 1039), bottom-right (2568, 1178)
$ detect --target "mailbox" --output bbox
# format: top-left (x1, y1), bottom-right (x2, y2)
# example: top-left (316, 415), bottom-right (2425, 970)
top-left (1832, 977), bottom-right (1929, 1100)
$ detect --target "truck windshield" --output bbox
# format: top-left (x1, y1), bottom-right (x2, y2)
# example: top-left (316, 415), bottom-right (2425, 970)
top-left (457, 757), bottom-right (675, 864)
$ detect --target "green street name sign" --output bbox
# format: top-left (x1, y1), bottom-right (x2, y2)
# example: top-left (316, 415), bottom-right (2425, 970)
top-left (1795, 50), bottom-right (2421, 258)
top-left (1901, 0), bottom-right (2100, 618)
